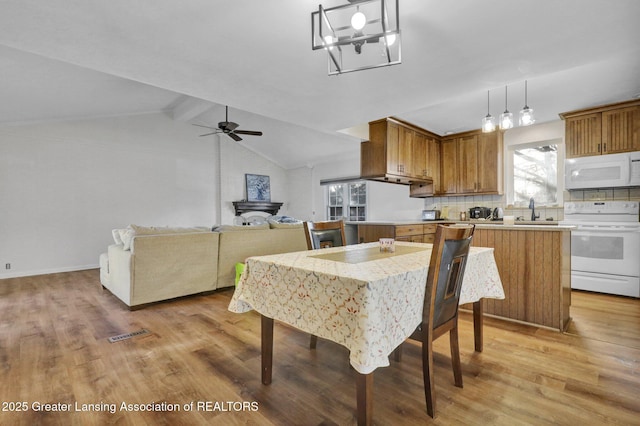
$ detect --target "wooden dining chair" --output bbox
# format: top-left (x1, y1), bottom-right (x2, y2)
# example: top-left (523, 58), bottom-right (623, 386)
top-left (302, 220), bottom-right (347, 349)
top-left (303, 219), bottom-right (347, 250)
top-left (394, 223), bottom-right (475, 418)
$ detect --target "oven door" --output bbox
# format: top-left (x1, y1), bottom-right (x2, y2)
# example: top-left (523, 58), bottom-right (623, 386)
top-left (570, 225), bottom-right (640, 277)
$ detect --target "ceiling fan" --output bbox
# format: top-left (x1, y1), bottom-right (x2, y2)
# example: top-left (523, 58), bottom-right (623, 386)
top-left (193, 106), bottom-right (263, 141)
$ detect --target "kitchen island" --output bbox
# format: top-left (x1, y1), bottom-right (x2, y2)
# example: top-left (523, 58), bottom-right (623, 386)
top-left (353, 221), bottom-right (572, 331)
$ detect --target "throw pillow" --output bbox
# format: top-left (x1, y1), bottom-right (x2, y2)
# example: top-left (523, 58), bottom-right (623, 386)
top-left (119, 227), bottom-right (135, 251)
top-left (112, 229), bottom-right (124, 245)
top-left (269, 222), bottom-right (303, 229)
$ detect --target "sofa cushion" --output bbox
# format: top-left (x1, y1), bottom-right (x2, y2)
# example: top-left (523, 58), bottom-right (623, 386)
top-left (215, 223), bottom-right (270, 231)
top-left (117, 225), bottom-right (211, 251)
top-left (130, 225), bottom-right (211, 235)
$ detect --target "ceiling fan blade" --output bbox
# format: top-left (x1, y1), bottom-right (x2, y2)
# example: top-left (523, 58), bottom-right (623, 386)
top-left (234, 130), bottom-right (263, 136)
top-left (193, 123), bottom-right (217, 130)
top-left (228, 133), bottom-right (243, 142)
top-left (199, 132), bottom-right (219, 137)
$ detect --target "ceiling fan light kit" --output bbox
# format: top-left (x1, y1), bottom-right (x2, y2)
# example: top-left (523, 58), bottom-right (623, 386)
top-left (311, 0), bottom-right (401, 75)
top-left (193, 106), bottom-right (263, 141)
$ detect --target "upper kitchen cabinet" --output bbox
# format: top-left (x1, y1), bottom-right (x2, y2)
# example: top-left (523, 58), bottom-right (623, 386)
top-left (560, 99), bottom-right (640, 158)
top-left (361, 117), bottom-right (438, 186)
top-left (440, 129), bottom-right (503, 195)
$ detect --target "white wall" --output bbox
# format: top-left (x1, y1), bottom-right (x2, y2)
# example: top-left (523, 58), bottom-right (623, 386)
top-left (310, 152), bottom-right (426, 222)
top-left (10, 111), bottom-right (564, 278)
top-left (0, 112), bottom-right (291, 278)
top-left (218, 137), bottom-right (290, 225)
top-left (285, 166), bottom-right (314, 222)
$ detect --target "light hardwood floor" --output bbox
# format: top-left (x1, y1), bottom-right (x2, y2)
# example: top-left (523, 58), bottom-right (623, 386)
top-left (0, 270), bottom-right (638, 425)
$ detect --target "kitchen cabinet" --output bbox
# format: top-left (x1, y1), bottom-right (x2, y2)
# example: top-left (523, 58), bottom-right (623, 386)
top-left (561, 99), bottom-right (640, 158)
top-left (426, 135), bottom-right (441, 190)
top-left (441, 129), bottom-right (503, 195)
top-left (361, 118), bottom-right (439, 186)
top-left (470, 226), bottom-right (571, 331)
top-left (357, 222), bottom-right (448, 244)
top-left (440, 137), bottom-right (458, 194)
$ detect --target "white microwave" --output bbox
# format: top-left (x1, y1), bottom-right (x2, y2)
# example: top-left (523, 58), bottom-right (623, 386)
top-left (565, 151), bottom-right (640, 190)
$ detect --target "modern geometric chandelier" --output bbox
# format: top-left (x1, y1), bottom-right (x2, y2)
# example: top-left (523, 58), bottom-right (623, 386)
top-left (311, 0), bottom-right (401, 75)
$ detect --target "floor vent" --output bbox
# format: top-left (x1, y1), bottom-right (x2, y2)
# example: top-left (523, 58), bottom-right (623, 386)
top-left (108, 329), bottom-right (150, 343)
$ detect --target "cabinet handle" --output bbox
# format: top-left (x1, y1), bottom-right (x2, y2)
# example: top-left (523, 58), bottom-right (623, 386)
top-left (603, 143), bottom-right (606, 152)
top-left (598, 143), bottom-right (601, 153)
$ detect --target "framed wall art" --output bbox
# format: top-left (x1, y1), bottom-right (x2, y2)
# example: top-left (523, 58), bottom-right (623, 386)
top-left (245, 174), bottom-right (271, 202)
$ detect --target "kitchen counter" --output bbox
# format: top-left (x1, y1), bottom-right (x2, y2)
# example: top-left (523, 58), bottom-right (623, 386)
top-left (350, 220), bottom-right (572, 331)
top-left (348, 220), bottom-right (573, 232)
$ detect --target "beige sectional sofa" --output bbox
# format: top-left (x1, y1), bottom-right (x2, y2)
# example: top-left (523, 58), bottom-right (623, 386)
top-left (100, 223), bottom-right (307, 308)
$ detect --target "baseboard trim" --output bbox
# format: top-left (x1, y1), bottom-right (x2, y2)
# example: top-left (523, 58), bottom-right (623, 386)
top-left (0, 264), bottom-right (99, 280)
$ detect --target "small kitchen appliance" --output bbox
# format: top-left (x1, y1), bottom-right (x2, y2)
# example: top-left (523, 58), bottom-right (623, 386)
top-left (469, 207), bottom-right (492, 219)
top-left (422, 210), bottom-right (441, 221)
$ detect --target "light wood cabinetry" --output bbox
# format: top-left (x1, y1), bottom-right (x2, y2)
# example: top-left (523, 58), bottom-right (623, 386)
top-left (470, 227), bottom-right (571, 331)
top-left (357, 222), bottom-right (446, 244)
top-left (440, 137), bottom-right (457, 194)
top-left (361, 118), bottom-right (440, 188)
top-left (440, 129), bottom-right (503, 195)
top-left (560, 99), bottom-right (640, 158)
top-left (426, 135), bottom-right (441, 191)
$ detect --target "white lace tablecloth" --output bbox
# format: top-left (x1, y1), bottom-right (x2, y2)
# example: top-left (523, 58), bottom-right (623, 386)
top-left (228, 242), bottom-right (504, 374)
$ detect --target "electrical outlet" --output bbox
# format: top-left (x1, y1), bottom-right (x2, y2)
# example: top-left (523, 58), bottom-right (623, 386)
top-left (5, 263), bottom-right (10, 270)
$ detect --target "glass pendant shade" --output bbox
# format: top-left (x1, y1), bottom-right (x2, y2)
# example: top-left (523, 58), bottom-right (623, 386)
top-left (519, 106), bottom-right (535, 126)
top-left (500, 111), bottom-right (513, 130)
top-left (519, 81), bottom-right (535, 126)
top-left (499, 86), bottom-right (513, 130)
top-left (482, 114), bottom-right (496, 133)
top-left (482, 90), bottom-right (496, 133)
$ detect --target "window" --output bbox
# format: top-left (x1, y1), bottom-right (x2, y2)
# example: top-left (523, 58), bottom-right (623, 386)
top-left (327, 181), bottom-right (367, 221)
top-left (507, 139), bottom-right (562, 206)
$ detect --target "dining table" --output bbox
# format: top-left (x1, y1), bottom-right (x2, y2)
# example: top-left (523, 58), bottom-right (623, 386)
top-left (228, 241), bottom-right (504, 425)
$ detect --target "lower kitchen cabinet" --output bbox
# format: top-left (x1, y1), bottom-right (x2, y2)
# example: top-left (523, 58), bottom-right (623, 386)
top-left (357, 223), bottom-right (447, 244)
top-left (470, 227), bottom-right (571, 331)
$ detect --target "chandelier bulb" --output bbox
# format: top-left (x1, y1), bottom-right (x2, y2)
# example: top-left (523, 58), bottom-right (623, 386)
top-left (351, 9), bottom-right (366, 31)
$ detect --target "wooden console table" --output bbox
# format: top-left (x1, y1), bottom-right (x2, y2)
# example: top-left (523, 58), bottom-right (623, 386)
top-left (232, 201), bottom-right (283, 216)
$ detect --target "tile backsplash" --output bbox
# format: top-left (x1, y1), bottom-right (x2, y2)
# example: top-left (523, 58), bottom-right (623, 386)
top-left (424, 188), bottom-right (640, 222)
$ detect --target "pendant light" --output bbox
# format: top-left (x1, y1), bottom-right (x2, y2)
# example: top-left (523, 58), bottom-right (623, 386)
top-left (499, 85), bottom-right (513, 130)
top-left (482, 90), bottom-right (496, 133)
top-left (519, 80), bottom-right (535, 126)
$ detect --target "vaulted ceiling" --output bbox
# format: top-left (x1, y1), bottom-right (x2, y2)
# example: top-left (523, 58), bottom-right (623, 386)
top-left (1, 0), bottom-right (639, 169)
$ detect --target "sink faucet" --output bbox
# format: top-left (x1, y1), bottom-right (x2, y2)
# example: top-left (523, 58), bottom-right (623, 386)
top-left (529, 197), bottom-right (540, 221)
